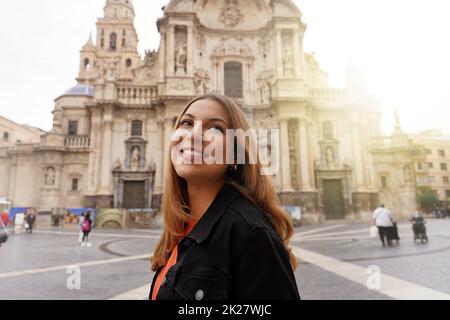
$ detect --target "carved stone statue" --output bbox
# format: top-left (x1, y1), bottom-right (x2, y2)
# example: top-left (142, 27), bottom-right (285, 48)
top-left (106, 60), bottom-right (118, 81)
top-left (113, 158), bottom-right (122, 170)
top-left (45, 167), bottom-right (56, 186)
top-left (326, 147), bottom-right (335, 165)
top-left (131, 147), bottom-right (141, 172)
top-left (175, 45), bottom-right (187, 75)
top-left (195, 78), bottom-right (209, 95)
top-left (260, 81), bottom-right (271, 105)
top-left (143, 49), bottom-right (156, 66)
top-left (283, 45), bottom-right (294, 77)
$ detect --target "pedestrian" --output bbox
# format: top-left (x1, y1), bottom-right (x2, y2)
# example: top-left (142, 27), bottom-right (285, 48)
top-left (1, 211), bottom-right (10, 228)
top-left (78, 212), bottom-right (85, 244)
top-left (150, 94), bottom-right (300, 300)
top-left (26, 211), bottom-right (36, 234)
top-left (80, 211), bottom-right (92, 247)
top-left (372, 204), bottom-right (393, 247)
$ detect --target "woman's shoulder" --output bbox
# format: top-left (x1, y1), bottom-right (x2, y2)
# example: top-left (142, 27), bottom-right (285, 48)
top-left (223, 188), bottom-right (277, 237)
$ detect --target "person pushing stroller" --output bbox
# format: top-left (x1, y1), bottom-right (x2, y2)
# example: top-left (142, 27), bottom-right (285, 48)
top-left (411, 211), bottom-right (428, 243)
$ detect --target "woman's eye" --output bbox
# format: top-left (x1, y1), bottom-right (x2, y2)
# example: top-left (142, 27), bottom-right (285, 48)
top-left (180, 120), bottom-right (192, 127)
top-left (210, 125), bottom-right (224, 133)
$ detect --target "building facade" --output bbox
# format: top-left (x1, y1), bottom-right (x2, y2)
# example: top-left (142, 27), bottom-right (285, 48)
top-left (412, 130), bottom-right (450, 202)
top-left (0, 0), bottom-right (387, 223)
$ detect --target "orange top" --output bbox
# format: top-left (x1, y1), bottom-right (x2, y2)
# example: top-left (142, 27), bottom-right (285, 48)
top-left (151, 219), bottom-right (198, 300)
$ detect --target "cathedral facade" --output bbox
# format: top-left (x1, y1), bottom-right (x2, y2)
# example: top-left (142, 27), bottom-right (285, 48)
top-left (0, 0), bottom-right (386, 223)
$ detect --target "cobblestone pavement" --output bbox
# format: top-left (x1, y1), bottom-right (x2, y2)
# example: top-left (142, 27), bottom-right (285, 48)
top-left (1, 220), bottom-right (449, 300)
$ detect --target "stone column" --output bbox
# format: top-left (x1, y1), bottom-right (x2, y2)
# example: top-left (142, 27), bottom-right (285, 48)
top-left (187, 26), bottom-right (194, 75)
top-left (167, 24), bottom-right (175, 76)
top-left (162, 117), bottom-right (175, 191)
top-left (279, 118), bottom-right (294, 192)
top-left (154, 120), bottom-right (164, 194)
top-left (87, 108), bottom-right (101, 194)
top-left (352, 124), bottom-right (364, 188)
top-left (298, 118), bottom-right (313, 191)
top-left (159, 32), bottom-right (166, 81)
top-left (214, 61), bottom-right (220, 92)
top-left (8, 157), bottom-right (17, 207)
top-left (275, 29), bottom-right (283, 78)
top-left (99, 106), bottom-right (113, 194)
top-left (293, 28), bottom-right (302, 79)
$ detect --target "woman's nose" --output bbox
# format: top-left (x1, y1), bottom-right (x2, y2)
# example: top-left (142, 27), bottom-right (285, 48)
top-left (187, 121), bottom-right (205, 142)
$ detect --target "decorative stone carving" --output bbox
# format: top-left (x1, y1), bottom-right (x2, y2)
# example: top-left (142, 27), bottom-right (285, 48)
top-left (219, 0), bottom-right (244, 28)
top-left (194, 69), bottom-right (210, 95)
top-left (212, 38), bottom-right (252, 57)
top-left (258, 35), bottom-right (271, 56)
top-left (259, 80), bottom-right (271, 105)
top-left (113, 158), bottom-right (122, 170)
top-left (143, 49), bottom-right (157, 66)
top-left (44, 167), bottom-right (56, 186)
top-left (105, 59), bottom-right (119, 81)
top-left (282, 45), bottom-right (294, 77)
top-left (326, 147), bottom-right (335, 165)
top-left (175, 44), bottom-right (187, 75)
top-left (196, 32), bottom-right (206, 54)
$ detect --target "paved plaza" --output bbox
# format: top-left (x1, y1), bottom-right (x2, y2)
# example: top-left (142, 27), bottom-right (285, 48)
top-left (1, 220), bottom-right (450, 300)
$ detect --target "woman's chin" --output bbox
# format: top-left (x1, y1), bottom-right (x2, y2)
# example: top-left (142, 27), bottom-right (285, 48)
top-left (174, 164), bottom-right (207, 180)
top-left (175, 164), bottom-right (225, 182)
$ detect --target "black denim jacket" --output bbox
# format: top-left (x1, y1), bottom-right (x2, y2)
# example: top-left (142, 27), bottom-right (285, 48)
top-left (149, 183), bottom-right (301, 300)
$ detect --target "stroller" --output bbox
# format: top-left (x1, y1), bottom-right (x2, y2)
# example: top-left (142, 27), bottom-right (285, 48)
top-left (411, 215), bottom-right (428, 243)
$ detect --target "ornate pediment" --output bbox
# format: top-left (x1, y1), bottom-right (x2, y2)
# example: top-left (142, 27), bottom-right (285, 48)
top-left (212, 38), bottom-right (253, 57)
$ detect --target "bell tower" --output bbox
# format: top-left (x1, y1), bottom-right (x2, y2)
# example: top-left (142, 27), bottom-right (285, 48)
top-left (77, 0), bottom-right (140, 84)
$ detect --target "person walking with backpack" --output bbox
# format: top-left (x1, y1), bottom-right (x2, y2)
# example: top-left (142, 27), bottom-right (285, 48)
top-left (81, 211), bottom-right (92, 247)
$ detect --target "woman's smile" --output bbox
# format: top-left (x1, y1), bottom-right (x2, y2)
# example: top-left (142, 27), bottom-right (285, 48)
top-left (179, 147), bottom-right (205, 163)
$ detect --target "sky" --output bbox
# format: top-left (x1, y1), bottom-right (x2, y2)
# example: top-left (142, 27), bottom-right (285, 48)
top-left (0, 0), bottom-right (449, 135)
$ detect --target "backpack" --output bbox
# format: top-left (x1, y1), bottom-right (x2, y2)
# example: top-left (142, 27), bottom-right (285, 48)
top-left (81, 219), bottom-right (91, 232)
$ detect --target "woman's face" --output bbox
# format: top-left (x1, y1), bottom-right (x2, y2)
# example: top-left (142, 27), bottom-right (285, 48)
top-left (171, 99), bottom-right (232, 183)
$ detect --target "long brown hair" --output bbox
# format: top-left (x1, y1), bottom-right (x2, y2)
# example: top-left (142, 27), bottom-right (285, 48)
top-left (151, 93), bottom-right (298, 271)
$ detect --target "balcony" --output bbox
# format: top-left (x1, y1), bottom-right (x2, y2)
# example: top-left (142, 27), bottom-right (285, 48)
top-left (117, 86), bottom-right (158, 106)
top-left (309, 88), bottom-right (345, 105)
top-left (370, 137), bottom-right (392, 149)
top-left (65, 135), bottom-right (90, 150)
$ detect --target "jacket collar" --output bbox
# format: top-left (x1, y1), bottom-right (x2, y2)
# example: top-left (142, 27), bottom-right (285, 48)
top-left (186, 183), bottom-right (240, 244)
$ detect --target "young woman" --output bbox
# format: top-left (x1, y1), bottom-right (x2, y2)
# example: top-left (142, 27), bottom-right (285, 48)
top-left (81, 211), bottom-right (92, 247)
top-left (150, 94), bottom-right (300, 300)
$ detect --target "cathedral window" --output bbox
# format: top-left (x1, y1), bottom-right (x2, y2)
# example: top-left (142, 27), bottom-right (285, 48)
top-left (101, 38), bottom-right (104, 48)
top-left (110, 33), bottom-right (117, 50)
top-left (381, 176), bottom-right (387, 189)
top-left (224, 61), bottom-right (243, 98)
top-left (3, 131), bottom-right (9, 142)
top-left (71, 178), bottom-right (79, 192)
top-left (323, 121), bottom-right (334, 139)
top-left (68, 121), bottom-right (78, 136)
top-left (131, 120), bottom-right (143, 136)
top-left (84, 58), bottom-right (90, 69)
top-left (122, 38), bottom-right (126, 48)
top-left (126, 58), bottom-right (132, 68)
